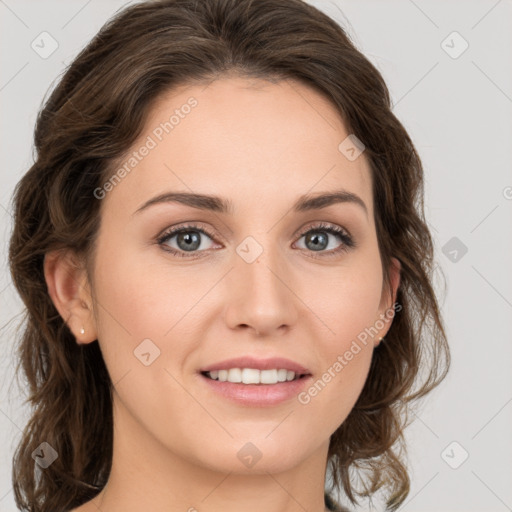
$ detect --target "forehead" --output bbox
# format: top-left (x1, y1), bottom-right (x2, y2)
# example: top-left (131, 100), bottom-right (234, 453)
top-left (102, 76), bottom-right (373, 218)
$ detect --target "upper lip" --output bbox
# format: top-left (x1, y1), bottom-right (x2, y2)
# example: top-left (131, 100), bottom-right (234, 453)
top-left (200, 357), bottom-right (310, 375)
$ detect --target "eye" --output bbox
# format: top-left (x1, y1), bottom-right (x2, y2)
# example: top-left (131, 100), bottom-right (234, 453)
top-left (294, 222), bottom-right (355, 259)
top-left (157, 223), bottom-right (218, 258)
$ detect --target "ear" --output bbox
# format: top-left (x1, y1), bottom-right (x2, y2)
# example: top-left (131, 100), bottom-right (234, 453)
top-left (43, 249), bottom-right (98, 344)
top-left (375, 256), bottom-right (401, 347)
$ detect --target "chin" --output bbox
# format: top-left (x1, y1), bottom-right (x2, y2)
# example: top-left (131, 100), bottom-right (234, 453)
top-left (191, 435), bottom-right (317, 475)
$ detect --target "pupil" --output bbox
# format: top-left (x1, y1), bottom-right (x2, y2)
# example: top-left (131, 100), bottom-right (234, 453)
top-left (306, 232), bottom-right (327, 251)
top-left (178, 231), bottom-right (200, 251)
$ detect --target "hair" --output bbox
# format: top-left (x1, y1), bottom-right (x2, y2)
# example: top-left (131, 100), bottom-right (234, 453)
top-left (7, 0), bottom-right (450, 511)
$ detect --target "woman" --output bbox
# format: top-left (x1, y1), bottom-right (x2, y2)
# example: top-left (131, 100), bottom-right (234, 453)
top-left (8, 0), bottom-right (450, 511)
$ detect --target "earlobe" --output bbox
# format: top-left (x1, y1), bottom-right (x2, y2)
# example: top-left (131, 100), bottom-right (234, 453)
top-left (43, 249), bottom-right (97, 344)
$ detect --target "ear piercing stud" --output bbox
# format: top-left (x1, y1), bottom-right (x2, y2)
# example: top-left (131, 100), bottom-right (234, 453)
top-left (80, 327), bottom-right (85, 335)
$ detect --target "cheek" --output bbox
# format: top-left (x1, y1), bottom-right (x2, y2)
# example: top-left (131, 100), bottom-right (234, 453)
top-left (90, 239), bottom-right (216, 408)
top-left (305, 253), bottom-right (384, 348)
top-left (92, 240), bottom-right (200, 340)
top-left (297, 255), bottom-right (382, 421)
top-left (298, 299), bottom-right (377, 437)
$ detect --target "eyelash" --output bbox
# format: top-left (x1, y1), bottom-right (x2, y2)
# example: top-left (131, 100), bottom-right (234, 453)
top-left (156, 221), bottom-right (356, 260)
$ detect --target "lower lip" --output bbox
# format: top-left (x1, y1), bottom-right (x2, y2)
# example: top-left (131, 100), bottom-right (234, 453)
top-left (199, 373), bottom-right (312, 407)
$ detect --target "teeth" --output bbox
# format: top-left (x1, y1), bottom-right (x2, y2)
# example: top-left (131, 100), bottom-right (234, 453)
top-left (242, 368), bottom-right (260, 384)
top-left (277, 369), bottom-right (288, 382)
top-left (206, 368), bottom-right (301, 384)
top-left (259, 369), bottom-right (278, 384)
top-left (227, 368), bottom-right (242, 382)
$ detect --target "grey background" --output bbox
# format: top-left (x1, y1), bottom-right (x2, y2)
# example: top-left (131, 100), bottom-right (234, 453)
top-left (1, 1), bottom-right (511, 511)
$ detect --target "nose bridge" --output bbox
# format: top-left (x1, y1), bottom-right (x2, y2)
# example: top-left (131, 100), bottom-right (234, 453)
top-left (225, 232), bottom-right (298, 334)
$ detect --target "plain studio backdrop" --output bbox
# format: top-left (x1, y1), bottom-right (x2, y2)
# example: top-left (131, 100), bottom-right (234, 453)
top-left (1, 1), bottom-right (511, 511)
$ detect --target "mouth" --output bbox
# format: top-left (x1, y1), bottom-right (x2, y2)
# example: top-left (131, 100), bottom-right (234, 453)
top-left (200, 368), bottom-right (310, 385)
top-left (198, 366), bottom-right (313, 407)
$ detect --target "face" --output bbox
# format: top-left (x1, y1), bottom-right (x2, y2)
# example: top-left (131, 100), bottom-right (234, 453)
top-left (51, 76), bottom-right (400, 476)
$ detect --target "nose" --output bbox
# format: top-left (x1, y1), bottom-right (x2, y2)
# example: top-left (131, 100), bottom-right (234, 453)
top-left (223, 244), bottom-right (299, 337)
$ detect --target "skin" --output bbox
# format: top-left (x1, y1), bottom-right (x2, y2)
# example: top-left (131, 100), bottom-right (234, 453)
top-left (44, 75), bottom-right (400, 512)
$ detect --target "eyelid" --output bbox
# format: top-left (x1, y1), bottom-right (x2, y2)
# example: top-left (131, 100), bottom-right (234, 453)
top-left (156, 220), bottom-right (218, 240)
top-left (296, 221), bottom-right (352, 240)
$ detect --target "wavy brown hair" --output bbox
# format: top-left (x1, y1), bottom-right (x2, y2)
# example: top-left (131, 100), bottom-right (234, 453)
top-left (8, 0), bottom-right (450, 511)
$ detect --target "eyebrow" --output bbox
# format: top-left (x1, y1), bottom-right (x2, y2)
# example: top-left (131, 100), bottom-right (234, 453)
top-left (132, 188), bottom-right (368, 218)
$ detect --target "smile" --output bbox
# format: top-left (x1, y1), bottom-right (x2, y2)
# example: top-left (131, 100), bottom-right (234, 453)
top-left (203, 368), bottom-right (306, 384)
